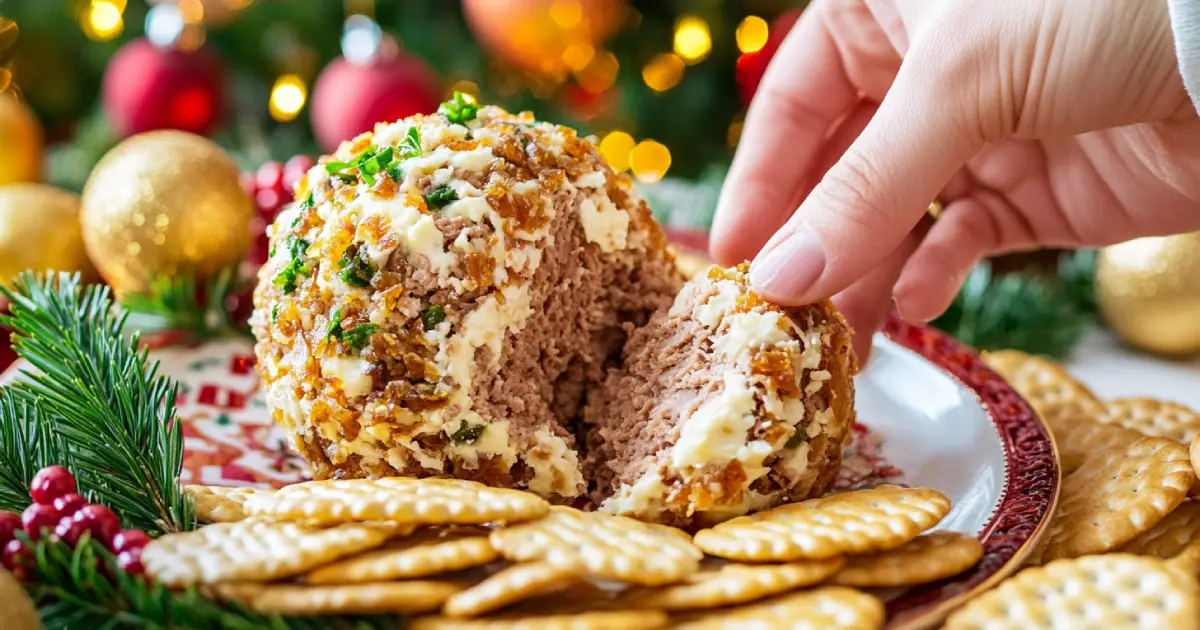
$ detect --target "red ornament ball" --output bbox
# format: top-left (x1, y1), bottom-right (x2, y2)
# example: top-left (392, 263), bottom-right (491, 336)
top-left (21, 503), bottom-right (58, 541)
top-left (2, 538), bottom-right (29, 580)
top-left (0, 511), bottom-right (20, 548)
top-left (29, 465), bottom-right (76, 505)
top-left (117, 547), bottom-right (145, 576)
top-left (310, 49), bottom-right (440, 152)
top-left (111, 529), bottom-right (151, 554)
top-left (75, 504), bottom-right (121, 548)
top-left (736, 9), bottom-right (801, 105)
top-left (102, 38), bottom-right (226, 138)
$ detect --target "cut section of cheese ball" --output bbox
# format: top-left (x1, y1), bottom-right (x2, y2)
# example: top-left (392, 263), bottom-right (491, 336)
top-left (250, 98), bottom-right (683, 499)
top-left (583, 264), bottom-right (857, 527)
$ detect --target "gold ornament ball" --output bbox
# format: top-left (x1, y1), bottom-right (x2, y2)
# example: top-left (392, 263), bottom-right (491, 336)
top-left (81, 130), bottom-right (254, 295)
top-left (1096, 232), bottom-right (1200, 357)
top-left (0, 93), bottom-right (44, 185)
top-left (0, 184), bottom-right (97, 289)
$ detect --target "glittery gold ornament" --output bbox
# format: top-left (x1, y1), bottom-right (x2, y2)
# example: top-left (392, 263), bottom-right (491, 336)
top-left (80, 131), bottom-right (253, 295)
top-left (1096, 232), bottom-right (1200, 357)
top-left (0, 568), bottom-right (41, 630)
top-left (0, 93), bottom-right (43, 186)
top-left (0, 184), bottom-right (96, 289)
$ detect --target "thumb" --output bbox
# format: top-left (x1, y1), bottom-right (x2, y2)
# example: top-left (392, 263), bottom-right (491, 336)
top-left (748, 49), bottom-right (986, 306)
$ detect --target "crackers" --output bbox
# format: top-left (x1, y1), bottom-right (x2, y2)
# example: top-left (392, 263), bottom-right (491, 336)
top-left (944, 554), bottom-right (1200, 630)
top-left (830, 531), bottom-right (984, 587)
top-left (1118, 500), bottom-right (1200, 559)
top-left (142, 517), bottom-right (395, 587)
top-left (489, 506), bottom-right (703, 586)
top-left (673, 587), bottom-right (885, 630)
top-left (411, 610), bottom-right (669, 630)
top-left (621, 558), bottom-right (844, 611)
top-left (982, 350), bottom-right (1104, 436)
top-left (1040, 436), bottom-right (1194, 562)
top-left (443, 562), bottom-right (582, 618)
top-left (693, 485), bottom-right (950, 562)
top-left (1101, 398), bottom-right (1200, 445)
top-left (215, 580), bottom-right (463, 615)
top-left (184, 485), bottom-right (269, 523)
top-left (307, 528), bottom-right (498, 584)
top-left (245, 478), bottom-right (549, 526)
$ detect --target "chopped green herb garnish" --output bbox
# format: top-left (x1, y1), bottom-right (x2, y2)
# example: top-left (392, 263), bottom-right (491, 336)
top-left (439, 91), bottom-right (480, 125)
top-left (299, 192), bottom-right (315, 210)
top-left (286, 234), bottom-right (309, 259)
top-left (343, 323), bottom-right (379, 351)
top-left (272, 258), bottom-right (309, 294)
top-left (338, 245), bottom-right (375, 287)
top-left (785, 429), bottom-right (807, 449)
top-left (420, 304), bottom-right (446, 330)
top-left (324, 161), bottom-right (351, 174)
top-left (519, 135), bottom-right (531, 150)
top-left (398, 126), bottom-right (422, 158)
top-left (424, 187), bottom-right (458, 210)
top-left (270, 304), bottom-right (280, 323)
top-left (386, 163), bottom-right (403, 181)
top-left (450, 422), bottom-right (486, 444)
top-left (326, 307), bottom-right (344, 340)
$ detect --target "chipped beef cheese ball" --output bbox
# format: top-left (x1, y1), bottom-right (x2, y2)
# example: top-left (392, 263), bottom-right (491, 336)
top-left (583, 264), bottom-right (857, 527)
top-left (251, 99), bottom-right (682, 499)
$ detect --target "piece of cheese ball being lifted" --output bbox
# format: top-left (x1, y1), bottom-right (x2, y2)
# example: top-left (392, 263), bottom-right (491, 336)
top-left (251, 95), bottom-right (683, 498)
top-left (584, 264), bottom-right (857, 527)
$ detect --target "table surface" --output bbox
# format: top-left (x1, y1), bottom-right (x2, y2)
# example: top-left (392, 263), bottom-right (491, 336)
top-left (1066, 327), bottom-right (1200, 409)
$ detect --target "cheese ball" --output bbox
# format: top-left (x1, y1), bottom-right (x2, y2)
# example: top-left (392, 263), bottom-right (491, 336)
top-left (583, 264), bottom-right (857, 527)
top-left (251, 102), bottom-right (682, 498)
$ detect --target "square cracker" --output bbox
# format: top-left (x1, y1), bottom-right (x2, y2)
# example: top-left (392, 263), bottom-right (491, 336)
top-left (143, 517), bottom-right (395, 587)
top-left (214, 580), bottom-right (463, 615)
top-left (489, 506), bottom-right (702, 586)
top-left (1039, 436), bottom-right (1195, 562)
top-left (244, 477), bottom-right (548, 526)
top-left (672, 587), bottom-right (884, 630)
top-left (692, 485), bottom-right (949, 562)
top-left (944, 554), bottom-right (1200, 630)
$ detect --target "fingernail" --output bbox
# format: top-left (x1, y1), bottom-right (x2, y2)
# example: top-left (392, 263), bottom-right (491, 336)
top-left (749, 231), bottom-right (826, 302)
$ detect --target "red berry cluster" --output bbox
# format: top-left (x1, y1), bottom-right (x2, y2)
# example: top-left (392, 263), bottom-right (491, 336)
top-left (242, 156), bottom-right (313, 266)
top-left (0, 466), bottom-right (150, 580)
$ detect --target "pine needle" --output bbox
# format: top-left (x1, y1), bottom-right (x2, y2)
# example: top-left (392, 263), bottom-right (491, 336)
top-left (0, 272), bottom-right (193, 534)
top-left (121, 266), bottom-right (252, 343)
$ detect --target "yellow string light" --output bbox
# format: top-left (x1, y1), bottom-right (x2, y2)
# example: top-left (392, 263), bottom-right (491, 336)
top-left (576, 51), bottom-right (619, 93)
top-left (673, 15), bottom-right (711, 64)
top-left (736, 16), bottom-right (769, 53)
top-left (630, 140), bottom-right (671, 182)
top-left (178, 0), bottom-right (205, 24)
top-left (82, 0), bottom-right (124, 42)
top-left (642, 53), bottom-right (685, 92)
top-left (269, 74), bottom-right (307, 122)
top-left (562, 42), bottom-right (595, 72)
top-left (599, 131), bottom-right (635, 172)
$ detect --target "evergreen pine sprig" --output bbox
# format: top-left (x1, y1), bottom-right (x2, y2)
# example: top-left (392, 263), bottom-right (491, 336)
top-left (0, 390), bottom-right (72, 513)
top-left (0, 272), bottom-right (193, 535)
top-left (121, 266), bottom-right (253, 343)
top-left (931, 249), bottom-right (1098, 359)
top-left (24, 535), bottom-right (394, 630)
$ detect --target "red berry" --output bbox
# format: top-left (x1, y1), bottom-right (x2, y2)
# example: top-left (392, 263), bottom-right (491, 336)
top-left (111, 529), bottom-right (150, 554)
top-left (53, 516), bottom-right (90, 547)
top-left (256, 161), bottom-right (286, 193)
top-left (240, 171), bottom-right (258, 197)
top-left (283, 155), bottom-right (315, 191)
top-left (255, 188), bottom-right (286, 216)
top-left (52, 492), bottom-right (87, 518)
top-left (117, 547), bottom-right (144, 576)
top-left (0, 511), bottom-right (20, 548)
top-left (29, 465), bottom-right (76, 505)
top-left (21, 503), bottom-right (58, 541)
top-left (74, 504), bottom-right (120, 547)
top-left (2, 538), bottom-right (29, 576)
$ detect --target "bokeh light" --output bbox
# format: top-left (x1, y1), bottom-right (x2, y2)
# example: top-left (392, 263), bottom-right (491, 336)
top-left (736, 16), bottom-right (769, 53)
top-left (269, 74), bottom-right (307, 122)
top-left (599, 131), bottom-right (635, 172)
top-left (549, 0), bottom-right (583, 29)
top-left (83, 1), bottom-right (125, 42)
top-left (576, 50), bottom-right (619, 93)
top-left (562, 42), bottom-right (595, 72)
top-left (642, 53), bottom-right (684, 92)
top-left (629, 140), bottom-right (671, 182)
top-left (673, 15), bottom-right (711, 64)
top-left (448, 80), bottom-right (481, 101)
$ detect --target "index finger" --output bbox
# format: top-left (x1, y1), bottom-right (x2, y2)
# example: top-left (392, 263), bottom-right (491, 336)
top-left (709, 0), bottom-right (859, 266)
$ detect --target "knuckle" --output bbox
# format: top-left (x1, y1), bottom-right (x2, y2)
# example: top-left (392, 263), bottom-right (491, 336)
top-left (811, 148), bottom-right (894, 230)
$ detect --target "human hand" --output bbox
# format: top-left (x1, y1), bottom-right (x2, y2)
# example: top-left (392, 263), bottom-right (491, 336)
top-left (709, 0), bottom-right (1200, 363)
